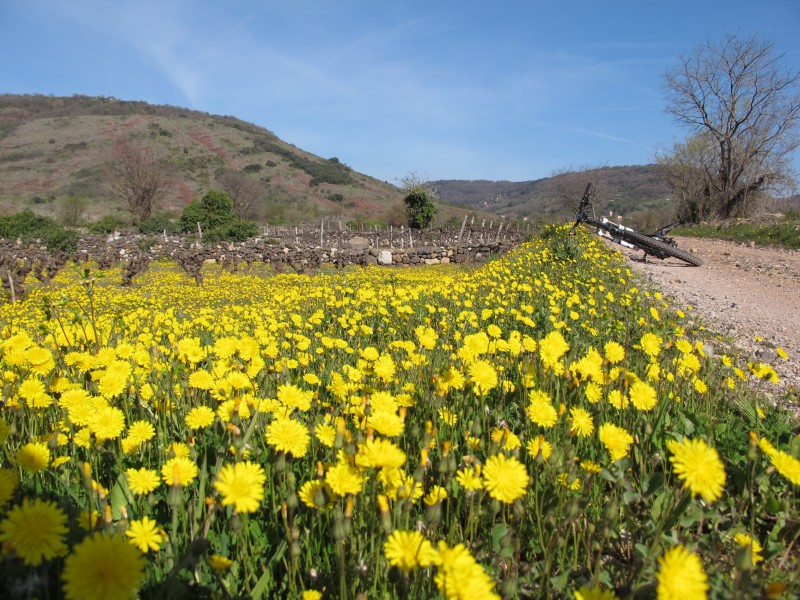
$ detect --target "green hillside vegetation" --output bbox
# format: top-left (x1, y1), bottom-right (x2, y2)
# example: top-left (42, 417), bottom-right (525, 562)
top-left (0, 94), bottom-right (450, 228)
top-left (674, 211), bottom-right (800, 250)
top-left (434, 165), bottom-right (679, 231)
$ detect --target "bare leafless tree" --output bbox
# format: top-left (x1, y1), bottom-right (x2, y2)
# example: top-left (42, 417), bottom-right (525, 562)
top-left (550, 165), bottom-right (607, 211)
top-left (105, 137), bottom-right (173, 222)
top-left (655, 134), bottom-right (718, 222)
top-left (215, 168), bottom-right (264, 219)
top-left (663, 33), bottom-right (800, 219)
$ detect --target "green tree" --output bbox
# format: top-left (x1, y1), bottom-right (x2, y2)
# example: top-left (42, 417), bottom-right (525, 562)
top-left (399, 172), bottom-right (438, 229)
top-left (179, 190), bottom-right (258, 242)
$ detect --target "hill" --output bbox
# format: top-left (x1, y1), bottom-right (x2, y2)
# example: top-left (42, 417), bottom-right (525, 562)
top-left (434, 165), bottom-right (677, 227)
top-left (0, 94), bottom-right (411, 226)
top-left (1, 94), bottom-right (685, 231)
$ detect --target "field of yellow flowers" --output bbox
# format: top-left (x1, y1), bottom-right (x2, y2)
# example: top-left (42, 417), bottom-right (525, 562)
top-left (0, 226), bottom-right (798, 599)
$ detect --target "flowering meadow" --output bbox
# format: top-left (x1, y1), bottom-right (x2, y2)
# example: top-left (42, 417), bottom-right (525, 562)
top-left (0, 226), bottom-right (798, 599)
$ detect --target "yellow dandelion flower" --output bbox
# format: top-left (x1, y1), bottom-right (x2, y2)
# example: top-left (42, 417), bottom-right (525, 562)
top-left (314, 423), bottom-right (337, 447)
top-left (325, 461), bottom-right (365, 497)
top-left (569, 407), bottom-right (594, 437)
top-left (759, 441), bottom-right (800, 486)
top-left (482, 454), bottom-right (529, 503)
top-left (467, 359), bottom-right (498, 396)
top-left (125, 516), bottom-right (164, 553)
top-left (629, 380), bottom-right (658, 412)
top-left (126, 420), bottom-right (155, 444)
top-left (266, 417), bottom-right (311, 458)
top-left (87, 406), bottom-right (126, 442)
top-left (16, 441), bottom-right (50, 472)
top-left (640, 334), bottom-right (663, 359)
top-left (185, 406), bottom-right (215, 429)
top-left (598, 423), bottom-right (634, 462)
top-left (214, 462), bottom-right (266, 514)
top-left (667, 438), bottom-right (726, 503)
top-left (355, 438), bottom-right (407, 470)
top-left (424, 485), bottom-right (448, 505)
top-left (277, 383), bottom-right (313, 411)
top-left (575, 585), bottom-right (619, 600)
top-left (0, 469), bottom-right (19, 506)
top-left (580, 460), bottom-right (602, 474)
top-left (188, 369), bottom-right (215, 390)
top-left (0, 499), bottom-right (68, 565)
top-left (161, 457), bottom-right (199, 487)
top-left (656, 545), bottom-right (708, 600)
top-left (125, 467), bottom-right (161, 495)
top-left (438, 407), bottom-right (458, 425)
top-left (456, 466), bottom-right (484, 492)
top-left (366, 410), bottom-right (405, 437)
top-left (208, 554), bottom-right (233, 572)
top-left (527, 390), bottom-right (558, 428)
top-left (383, 530), bottom-right (438, 571)
top-left (733, 533), bottom-right (764, 565)
top-left (434, 540), bottom-right (501, 600)
top-left (526, 435), bottom-right (553, 461)
top-left (298, 479), bottom-right (335, 509)
top-left (62, 533), bottom-right (145, 600)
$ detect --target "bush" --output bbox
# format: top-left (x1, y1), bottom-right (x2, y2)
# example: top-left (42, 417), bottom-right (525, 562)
top-left (138, 215), bottom-right (181, 235)
top-left (203, 220), bottom-right (259, 243)
top-left (404, 187), bottom-right (438, 229)
top-left (0, 210), bottom-right (79, 252)
top-left (89, 215), bottom-right (129, 234)
top-left (179, 190), bottom-right (258, 242)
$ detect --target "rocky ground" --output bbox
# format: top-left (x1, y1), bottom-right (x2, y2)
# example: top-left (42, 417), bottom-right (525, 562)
top-left (617, 236), bottom-right (800, 408)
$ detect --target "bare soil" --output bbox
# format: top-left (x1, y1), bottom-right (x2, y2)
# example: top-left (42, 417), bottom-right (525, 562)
top-left (617, 236), bottom-right (800, 404)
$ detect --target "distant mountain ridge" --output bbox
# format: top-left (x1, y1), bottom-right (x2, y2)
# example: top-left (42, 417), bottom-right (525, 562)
top-left (433, 165), bottom-right (675, 221)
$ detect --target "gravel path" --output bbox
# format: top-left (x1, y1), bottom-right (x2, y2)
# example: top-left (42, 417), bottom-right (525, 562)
top-left (617, 236), bottom-right (800, 404)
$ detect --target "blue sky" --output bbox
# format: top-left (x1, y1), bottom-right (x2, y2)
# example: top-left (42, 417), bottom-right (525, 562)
top-left (2, 0), bottom-right (799, 183)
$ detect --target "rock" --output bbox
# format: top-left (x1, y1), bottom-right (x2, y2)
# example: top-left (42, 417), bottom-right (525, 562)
top-left (377, 250), bottom-right (393, 265)
top-left (344, 236), bottom-right (370, 250)
top-left (756, 348), bottom-right (778, 363)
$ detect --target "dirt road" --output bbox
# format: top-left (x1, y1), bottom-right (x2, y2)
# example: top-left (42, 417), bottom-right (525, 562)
top-left (617, 236), bottom-right (800, 400)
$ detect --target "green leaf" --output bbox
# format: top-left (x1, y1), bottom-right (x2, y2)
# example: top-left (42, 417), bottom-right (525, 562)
top-left (623, 491), bottom-right (642, 505)
top-left (491, 523), bottom-right (510, 553)
top-left (644, 472), bottom-right (665, 496)
top-left (650, 491), bottom-right (667, 521)
top-left (251, 540), bottom-right (287, 600)
top-left (109, 475), bottom-right (135, 521)
top-left (634, 543), bottom-right (649, 560)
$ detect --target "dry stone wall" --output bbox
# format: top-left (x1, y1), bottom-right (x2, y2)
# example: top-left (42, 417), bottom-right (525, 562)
top-left (0, 224), bottom-right (529, 296)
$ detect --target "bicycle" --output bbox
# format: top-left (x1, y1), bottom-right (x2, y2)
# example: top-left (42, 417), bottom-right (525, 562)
top-left (571, 183), bottom-right (703, 266)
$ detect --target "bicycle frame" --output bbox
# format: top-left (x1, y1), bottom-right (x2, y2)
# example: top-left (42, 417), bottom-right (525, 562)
top-left (571, 183), bottom-right (703, 266)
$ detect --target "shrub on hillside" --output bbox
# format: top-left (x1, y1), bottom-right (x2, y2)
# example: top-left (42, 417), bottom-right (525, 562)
top-left (202, 220), bottom-right (259, 243)
top-left (138, 215), bottom-right (181, 235)
top-left (89, 215), bottom-right (129, 234)
top-left (180, 190), bottom-right (259, 242)
top-left (0, 210), bottom-right (78, 252)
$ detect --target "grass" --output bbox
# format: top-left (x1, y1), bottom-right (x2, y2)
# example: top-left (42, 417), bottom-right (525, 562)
top-left (674, 211), bottom-right (800, 250)
top-left (0, 227), bottom-right (797, 599)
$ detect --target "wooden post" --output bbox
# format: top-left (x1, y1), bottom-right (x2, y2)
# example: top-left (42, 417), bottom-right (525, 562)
top-left (7, 270), bottom-right (16, 304)
top-left (457, 214), bottom-right (468, 243)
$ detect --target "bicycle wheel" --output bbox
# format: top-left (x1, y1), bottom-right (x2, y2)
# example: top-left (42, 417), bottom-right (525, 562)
top-left (621, 230), bottom-right (703, 266)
